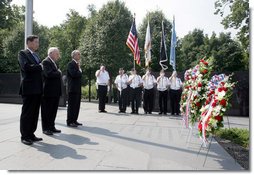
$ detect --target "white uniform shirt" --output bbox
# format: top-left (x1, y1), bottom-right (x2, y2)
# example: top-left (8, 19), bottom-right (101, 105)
top-left (169, 77), bottom-right (182, 90)
top-left (157, 76), bottom-right (169, 91)
top-left (142, 74), bottom-right (156, 90)
top-left (114, 74), bottom-right (128, 91)
top-left (128, 74), bottom-right (143, 89)
top-left (96, 70), bottom-right (110, 85)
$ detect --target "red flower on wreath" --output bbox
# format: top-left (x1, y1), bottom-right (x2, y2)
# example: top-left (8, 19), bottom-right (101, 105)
top-left (202, 69), bottom-right (208, 74)
top-left (198, 121), bottom-right (202, 130)
top-left (212, 101), bottom-right (217, 107)
top-left (220, 99), bottom-right (227, 107)
top-left (196, 102), bottom-right (201, 107)
top-left (198, 82), bottom-right (202, 87)
top-left (215, 115), bottom-right (222, 121)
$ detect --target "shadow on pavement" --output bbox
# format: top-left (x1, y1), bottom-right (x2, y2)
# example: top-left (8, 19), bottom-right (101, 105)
top-left (50, 133), bottom-right (98, 145)
top-left (31, 142), bottom-right (86, 160)
top-left (55, 123), bottom-right (228, 161)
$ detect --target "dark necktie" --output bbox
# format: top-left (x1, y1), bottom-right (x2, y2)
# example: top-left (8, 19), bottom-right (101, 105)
top-left (32, 52), bottom-right (40, 63)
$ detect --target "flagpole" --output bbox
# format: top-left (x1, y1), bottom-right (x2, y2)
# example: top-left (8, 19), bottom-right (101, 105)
top-left (133, 13), bottom-right (136, 70)
top-left (148, 13), bottom-right (150, 69)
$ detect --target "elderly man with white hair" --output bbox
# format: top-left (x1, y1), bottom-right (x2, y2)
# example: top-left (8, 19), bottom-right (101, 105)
top-left (67, 50), bottom-right (83, 127)
top-left (41, 47), bottom-right (62, 135)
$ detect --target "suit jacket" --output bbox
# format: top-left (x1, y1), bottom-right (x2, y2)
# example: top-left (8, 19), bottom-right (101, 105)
top-left (67, 60), bottom-right (82, 94)
top-left (18, 49), bottom-right (43, 95)
top-left (42, 57), bottom-right (62, 97)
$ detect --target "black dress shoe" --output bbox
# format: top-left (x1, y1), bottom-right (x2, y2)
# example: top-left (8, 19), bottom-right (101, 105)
top-left (31, 136), bottom-right (43, 142)
top-left (21, 139), bottom-right (33, 145)
top-left (159, 112), bottom-right (163, 115)
top-left (131, 111), bottom-right (135, 114)
top-left (101, 110), bottom-right (107, 113)
top-left (164, 112), bottom-right (167, 115)
top-left (43, 130), bottom-right (53, 135)
top-left (75, 121), bottom-right (83, 126)
top-left (51, 128), bottom-right (61, 133)
top-left (149, 112), bottom-right (152, 114)
top-left (67, 123), bottom-right (78, 127)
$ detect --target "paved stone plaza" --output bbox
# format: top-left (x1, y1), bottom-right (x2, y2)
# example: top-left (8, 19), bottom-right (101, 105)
top-left (0, 102), bottom-right (249, 170)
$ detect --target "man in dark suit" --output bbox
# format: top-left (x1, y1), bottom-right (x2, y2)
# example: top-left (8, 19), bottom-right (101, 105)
top-left (41, 47), bottom-right (62, 135)
top-left (67, 50), bottom-right (82, 127)
top-left (18, 35), bottom-right (43, 145)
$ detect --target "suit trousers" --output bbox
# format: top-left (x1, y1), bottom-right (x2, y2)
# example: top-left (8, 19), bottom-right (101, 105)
top-left (67, 93), bottom-right (81, 124)
top-left (41, 96), bottom-right (60, 131)
top-left (20, 94), bottom-right (41, 140)
top-left (143, 88), bottom-right (154, 113)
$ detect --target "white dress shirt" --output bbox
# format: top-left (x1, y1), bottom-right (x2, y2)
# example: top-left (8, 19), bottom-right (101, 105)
top-left (157, 76), bottom-right (169, 91)
top-left (114, 74), bottom-right (128, 91)
top-left (48, 56), bottom-right (58, 69)
top-left (96, 70), bottom-right (110, 85)
top-left (128, 74), bottom-right (143, 89)
top-left (72, 59), bottom-right (82, 72)
top-left (169, 77), bottom-right (182, 90)
top-left (142, 74), bottom-right (156, 90)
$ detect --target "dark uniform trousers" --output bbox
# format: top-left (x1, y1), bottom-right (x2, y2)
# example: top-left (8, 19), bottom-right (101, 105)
top-left (98, 85), bottom-right (107, 111)
top-left (117, 88), bottom-right (128, 112)
top-left (130, 87), bottom-right (142, 113)
top-left (143, 88), bottom-right (154, 113)
top-left (169, 89), bottom-right (181, 115)
top-left (159, 90), bottom-right (168, 113)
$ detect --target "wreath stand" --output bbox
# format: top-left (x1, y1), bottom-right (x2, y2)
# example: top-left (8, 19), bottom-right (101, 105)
top-left (196, 116), bottom-right (237, 167)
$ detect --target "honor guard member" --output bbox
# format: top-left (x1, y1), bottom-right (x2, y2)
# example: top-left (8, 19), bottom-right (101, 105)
top-left (95, 65), bottom-right (110, 113)
top-left (142, 68), bottom-right (156, 114)
top-left (169, 71), bottom-right (183, 115)
top-left (157, 70), bottom-right (170, 115)
top-left (128, 68), bottom-right (143, 114)
top-left (114, 68), bottom-right (128, 113)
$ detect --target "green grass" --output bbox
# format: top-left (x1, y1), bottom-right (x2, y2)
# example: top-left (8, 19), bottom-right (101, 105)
top-left (215, 128), bottom-right (249, 148)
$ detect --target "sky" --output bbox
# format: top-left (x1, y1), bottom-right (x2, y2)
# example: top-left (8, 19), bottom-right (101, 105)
top-left (11, 0), bottom-right (239, 39)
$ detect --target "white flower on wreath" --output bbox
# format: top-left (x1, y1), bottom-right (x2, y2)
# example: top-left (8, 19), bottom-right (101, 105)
top-left (217, 91), bottom-right (226, 100)
top-left (209, 118), bottom-right (217, 127)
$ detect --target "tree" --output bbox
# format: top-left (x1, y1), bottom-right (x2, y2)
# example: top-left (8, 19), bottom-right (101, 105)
top-left (177, 29), bottom-right (207, 70)
top-left (2, 22), bottom-right (50, 73)
top-left (138, 10), bottom-right (172, 72)
top-left (208, 32), bottom-right (245, 72)
top-left (80, 0), bottom-right (133, 79)
top-left (214, 0), bottom-right (249, 50)
top-left (49, 9), bottom-right (87, 72)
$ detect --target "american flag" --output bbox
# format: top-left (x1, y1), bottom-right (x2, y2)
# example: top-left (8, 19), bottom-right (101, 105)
top-left (126, 18), bottom-right (140, 65)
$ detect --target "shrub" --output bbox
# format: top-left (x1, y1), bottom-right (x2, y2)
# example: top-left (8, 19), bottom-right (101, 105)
top-left (215, 128), bottom-right (249, 148)
top-left (81, 84), bottom-right (97, 100)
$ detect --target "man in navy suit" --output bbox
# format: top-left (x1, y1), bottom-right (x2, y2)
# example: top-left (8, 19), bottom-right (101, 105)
top-left (18, 35), bottom-right (43, 145)
top-left (41, 47), bottom-right (62, 135)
